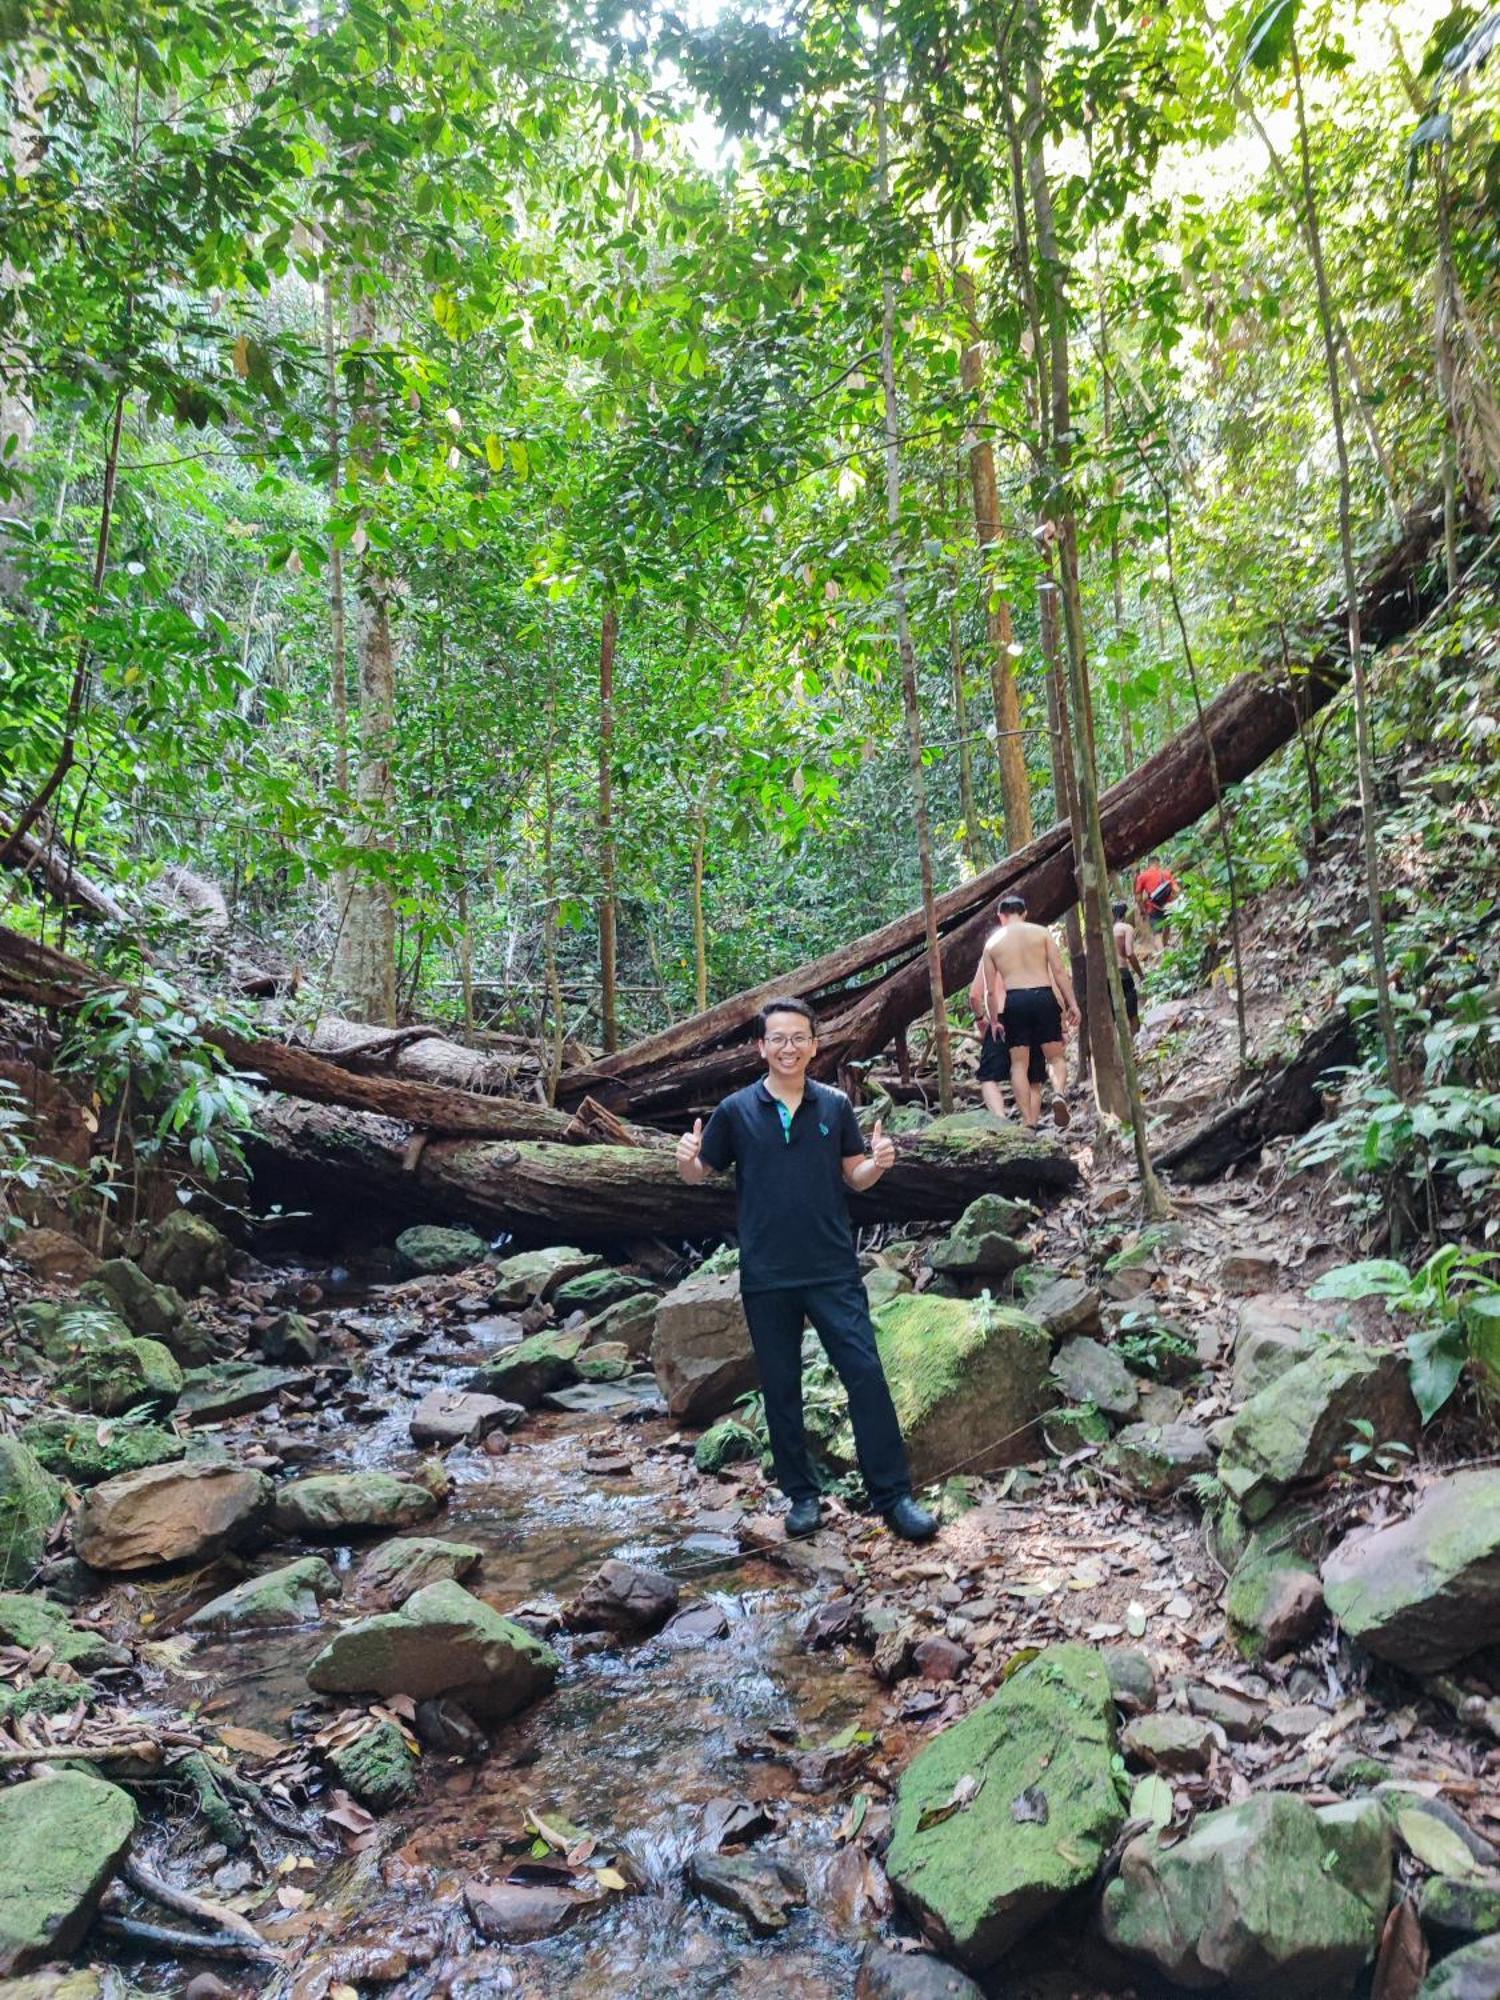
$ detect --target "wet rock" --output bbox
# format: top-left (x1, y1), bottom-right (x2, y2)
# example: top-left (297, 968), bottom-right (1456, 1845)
top-left (178, 1361), bottom-right (302, 1425)
top-left (1321, 1469), bottom-right (1500, 1673)
top-left (583, 1291), bottom-right (657, 1357)
top-left (467, 1329), bottom-right (584, 1407)
top-left (913, 1635), bottom-right (971, 1681)
top-left (1227, 1552), bottom-right (1325, 1659)
top-left (80, 1260), bottom-right (185, 1344)
top-left (140, 1209), bottom-right (231, 1295)
top-left (694, 1417), bottom-right (761, 1475)
top-left (273, 1471), bottom-right (439, 1537)
top-left (1218, 1342), bottom-right (1419, 1522)
top-left (886, 1643), bottom-right (1123, 1969)
top-left (414, 1695), bottom-right (489, 1760)
top-left (1121, 1712), bottom-right (1216, 1774)
top-left (257, 1311), bottom-right (320, 1366)
top-left (575, 1342), bottom-right (632, 1381)
top-left (1419, 1936), bottom-right (1500, 1998)
top-left (927, 1195), bottom-right (1032, 1282)
top-left (1421, 1875), bottom-right (1500, 1953)
top-left (0, 1441), bottom-right (65, 1588)
top-left (0, 1594), bottom-right (128, 1672)
top-left (855, 1943), bottom-right (985, 2000)
top-left (1050, 1337), bottom-right (1139, 1420)
top-left (1101, 1421), bottom-right (1213, 1499)
top-left (1102, 1647), bottom-right (1157, 1715)
top-left (186, 1555), bottom-right (341, 1632)
top-left (1022, 1272), bottom-right (1103, 1343)
top-left (395, 1225), bottom-right (487, 1276)
top-left (700, 1796), bottom-right (778, 1849)
top-left (0, 1773), bottom-right (137, 1973)
top-left (564, 1559), bottom-right (679, 1635)
top-left (465, 1878), bottom-right (598, 1942)
top-left (651, 1269), bottom-right (759, 1424)
top-left (552, 1266), bottom-right (655, 1317)
top-left (409, 1389), bottom-right (520, 1448)
top-left (1184, 1681), bottom-right (1267, 1742)
top-left (55, 1334), bottom-right (181, 1417)
top-left (306, 1579), bottom-right (559, 1719)
top-left (490, 1246), bottom-right (601, 1307)
top-left (685, 1849), bottom-right (806, 1936)
top-left (182, 1977), bottom-right (235, 2000)
top-left (74, 1460), bottom-right (270, 1572)
top-left (873, 1294), bottom-right (1052, 1483)
top-left (9, 1226), bottom-right (98, 1286)
top-left (355, 1536), bottom-right (483, 1608)
top-left (326, 1719), bottom-right (418, 1811)
top-left (662, 1600), bottom-right (731, 1644)
top-left (544, 1379), bottom-right (655, 1414)
top-left (1102, 1793), bottom-right (1390, 1996)
top-left (1232, 1294), bottom-right (1316, 1403)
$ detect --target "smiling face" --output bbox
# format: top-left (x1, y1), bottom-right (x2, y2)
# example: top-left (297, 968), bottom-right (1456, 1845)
top-left (758, 1007), bottom-right (817, 1084)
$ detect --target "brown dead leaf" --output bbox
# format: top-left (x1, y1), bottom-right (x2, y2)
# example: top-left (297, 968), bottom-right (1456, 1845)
top-left (1371, 1897), bottom-right (1427, 2000)
top-left (217, 1724), bottom-right (284, 1760)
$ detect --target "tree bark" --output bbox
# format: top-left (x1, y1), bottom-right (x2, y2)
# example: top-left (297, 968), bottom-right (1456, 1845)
top-left (245, 1096), bottom-right (1077, 1244)
top-left (597, 598), bottom-right (620, 1054)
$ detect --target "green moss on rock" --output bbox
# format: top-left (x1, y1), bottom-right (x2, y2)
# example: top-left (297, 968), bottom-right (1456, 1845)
top-left (694, 1418), bottom-right (762, 1474)
top-left (55, 1336), bottom-right (182, 1418)
top-left (21, 1416), bottom-right (186, 1488)
top-left (0, 1772), bottom-right (137, 1974)
top-left (326, 1719), bottom-right (418, 1811)
top-left (0, 1441), bottom-right (64, 1589)
top-left (0, 1594), bottom-right (128, 1672)
top-left (872, 1293), bottom-right (1052, 1484)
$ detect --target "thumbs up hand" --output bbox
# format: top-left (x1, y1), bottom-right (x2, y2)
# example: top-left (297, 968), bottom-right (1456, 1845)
top-left (676, 1117), bottom-right (704, 1172)
top-left (870, 1117), bottom-right (896, 1177)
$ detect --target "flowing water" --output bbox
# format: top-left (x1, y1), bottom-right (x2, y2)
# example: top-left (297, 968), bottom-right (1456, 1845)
top-left (121, 1278), bottom-right (906, 1998)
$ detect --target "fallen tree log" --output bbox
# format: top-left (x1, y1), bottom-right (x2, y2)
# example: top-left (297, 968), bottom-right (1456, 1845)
top-left (1153, 1009), bottom-right (1358, 1183)
top-left (245, 1098), bottom-right (1077, 1244)
top-left (558, 499), bottom-right (1447, 1121)
top-left (298, 1017), bottom-right (540, 1096)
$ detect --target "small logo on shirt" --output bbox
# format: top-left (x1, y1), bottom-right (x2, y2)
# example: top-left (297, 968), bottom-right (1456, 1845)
top-left (819, 1121), bottom-right (830, 1136)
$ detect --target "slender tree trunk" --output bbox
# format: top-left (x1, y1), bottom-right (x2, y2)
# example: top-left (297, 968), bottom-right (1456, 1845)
top-left (691, 798), bottom-right (709, 1012)
top-left (1291, 34), bottom-right (1402, 1090)
top-left (954, 266), bottom-right (1033, 852)
top-left (947, 578), bottom-right (984, 871)
top-left (333, 282), bottom-right (398, 1026)
top-left (321, 277), bottom-right (350, 796)
top-left (1096, 235), bottom-right (1133, 773)
top-left (0, 63), bottom-right (44, 590)
top-left (1038, 566), bottom-right (1091, 1081)
top-left (877, 85), bottom-right (953, 1113)
top-left (597, 597), bottom-right (620, 1054)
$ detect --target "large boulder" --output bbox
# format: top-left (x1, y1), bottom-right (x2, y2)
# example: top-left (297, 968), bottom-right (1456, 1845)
top-left (1217, 1342), bottom-right (1420, 1522)
top-left (491, 1246), bottom-right (601, 1307)
top-left (1101, 1793), bottom-right (1391, 1996)
top-left (651, 1270), bottom-right (759, 1425)
top-left (873, 1294), bottom-right (1052, 1483)
top-left (467, 1330), bottom-right (583, 1408)
top-left (55, 1334), bottom-right (181, 1418)
top-left (306, 1579), bottom-right (559, 1718)
top-left (273, 1472), bottom-right (439, 1538)
top-left (354, 1536), bottom-right (483, 1609)
top-left (0, 1773), bottom-right (137, 1974)
top-left (395, 1225), bottom-right (487, 1277)
top-left (0, 1594), bottom-right (129, 1672)
top-left (139, 1209), bottom-right (231, 1295)
top-left (927, 1195), bottom-right (1032, 1284)
top-left (21, 1414), bottom-right (185, 1489)
top-left (74, 1461), bottom-right (271, 1571)
top-left (885, 1643), bottom-right (1122, 1969)
top-left (80, 1259), bottom-right (185, 1343)
top-left (1232, 1294), bottom-right (1317, 1403)
top-left (1321, 1469), bottom-right (1500, 1673)
top-left (186, 1556), bottom-right (341, 1633)
top-left (0, 1439), bottom-right (65, 1588)
top-left (9, 1227), bottom-right (98, 1286)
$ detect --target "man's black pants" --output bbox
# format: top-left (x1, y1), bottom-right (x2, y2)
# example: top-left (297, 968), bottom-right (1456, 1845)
top-left (741, 1275), bottom-right (912, 1515)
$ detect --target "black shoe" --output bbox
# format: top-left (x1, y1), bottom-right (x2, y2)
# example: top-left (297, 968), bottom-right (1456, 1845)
top-left (883, 1496), bottom-right (938, 1542)
top-left (786, 1497), bottom-right (822, 1538)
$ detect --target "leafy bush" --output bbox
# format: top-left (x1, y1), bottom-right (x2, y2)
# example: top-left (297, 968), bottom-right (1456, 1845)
top-left (1309, 1247), bottom-right (1500, 1422)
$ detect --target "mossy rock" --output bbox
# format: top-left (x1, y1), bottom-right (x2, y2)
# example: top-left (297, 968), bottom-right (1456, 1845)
top-left (1101, 1422), bottom-right (1213, 1499)
top-left (552, 1267), bottom-right (655, 1317)
top-left (0, 1773), bottom-right (137, 1973)
top-left (140, 1209), bottom-right (231, 1294)
top-left (1043, 1404), bottom-right (1111, 1454)
top-left (1419, 1936), bottom-right (1500, 1998)
top-left (0, 1680), bottom-right (94, 1726)
top-left (1219, 1342), bottom-right (1419, 1523)
top-left (273, 1473), bottom-right (439, 1538)
top-left (21, 1416), bottom-right (186, 1489)
top-left (306, 1579), bottom-right (559, 1720)
top-left (1421, 1875), bottom-right (1500, 1953)
top-left (178, 1361), bottom-right (301, 1425)
top-left (326, 1719), bottom-right (418, 1812)
top-left (694, 1418), bottom-right (761, 1475)
top-left (1225, 1552), bottom-right (1325, 1659)
top-left (80, 1261), bottom-right (184, 1340)
top-left (886, 1643), bottom-right (1123, 1969)
top-left (15, 1303), bottom-right (133, 1368)
top-left (490, 1246), bottom-right (601, 1307)
top-left (575, 1343), bottom-right (631, 1382)
top-left (0, 1441), bottom-right (65, 1590)
top-left (395, 1225), bottom-right (487, 1277)
top-left (468, 1330), bottom-right (584, 1408)
top-left (864, 1265), bottom-right (913, 1310)
top-left (872, 1294), bottom-right (1052, 1485)
top-left (0, 1594), bottom-right (128, 1672)
top-left (55, 1337), bottom-right (182, 1418)
top-left (1321, 1469), bottom-right (1500, 1674)
top-left (354, 1536), bottom-right (483, 1609)
top-left (583, 1291), bottom-right (658, 1357)
top-left (186, 1556), bottom-right (341, 1633)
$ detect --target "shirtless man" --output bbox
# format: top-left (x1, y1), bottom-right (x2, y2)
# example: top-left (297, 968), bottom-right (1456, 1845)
top-left (1112, 899), bottom-right (1144, 1037)
top-left (970, 894), bottom-right (1080, 1130)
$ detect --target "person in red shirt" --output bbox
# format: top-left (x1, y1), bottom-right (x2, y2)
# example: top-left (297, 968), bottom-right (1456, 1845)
top-left (1134, 857), bottom-right (1181, 944)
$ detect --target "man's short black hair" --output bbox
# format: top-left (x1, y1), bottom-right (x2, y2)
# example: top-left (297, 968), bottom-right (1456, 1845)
top-left (1112, 899), bottom-right (1127, 920)
top-left (756, 995), bottom-right (816, 1038)
top-left (997, 894), bottom-right (1027, 916)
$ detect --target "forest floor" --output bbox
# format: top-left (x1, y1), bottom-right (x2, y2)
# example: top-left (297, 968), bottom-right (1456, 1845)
top-left (2, 829), bottom-right (1497, 1999)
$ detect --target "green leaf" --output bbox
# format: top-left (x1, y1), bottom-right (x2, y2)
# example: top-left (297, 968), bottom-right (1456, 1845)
top-left (1395, 1809), bottom-right (1481, 1879)
top-left (1130, 1774), bottom-right (1174, 1829)
top-left (1308, 1261), bottom-right (1411, 1302)
top-left (1243, 0), bottom-right (1300, 72)
top-left (1406, 1324), bottom-right (1466, 1424)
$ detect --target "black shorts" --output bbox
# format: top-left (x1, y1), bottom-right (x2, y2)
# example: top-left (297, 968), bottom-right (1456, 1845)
top-left (1002, 985), bottom-right (1063, 1050)
top-left (978, 1027), bottom-right (1009, 1083)
top-left (1121, 968), bottom-right (1139, 1027)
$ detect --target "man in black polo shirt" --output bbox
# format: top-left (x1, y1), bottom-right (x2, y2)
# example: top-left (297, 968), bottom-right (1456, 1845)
top-left (675, 996), bottom-right (937, 1543)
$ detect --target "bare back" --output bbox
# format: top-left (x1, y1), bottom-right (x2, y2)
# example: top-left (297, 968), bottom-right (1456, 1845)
top-left (987, 919), bottom-right (1054, 989)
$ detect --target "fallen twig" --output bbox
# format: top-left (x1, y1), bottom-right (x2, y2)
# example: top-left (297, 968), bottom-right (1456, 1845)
top-left (122, 1855), bottom-right (271, 1955)
top-left (96, 1910), bottom-right (280, 1963)
top-left (0, 1738), bottom-right (161, 1768)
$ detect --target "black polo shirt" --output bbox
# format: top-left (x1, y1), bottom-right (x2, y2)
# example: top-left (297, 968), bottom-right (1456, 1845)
top-left (699, 1075), bottom-right (867, 1292)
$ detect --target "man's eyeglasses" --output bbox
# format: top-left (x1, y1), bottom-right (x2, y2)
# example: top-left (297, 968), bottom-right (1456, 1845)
top-left (764, 1034), bottom-right (814, 1050)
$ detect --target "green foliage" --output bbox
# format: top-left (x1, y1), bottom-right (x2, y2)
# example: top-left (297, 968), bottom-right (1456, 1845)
top-left (1310, 1246), bottom-right (1500, 1422)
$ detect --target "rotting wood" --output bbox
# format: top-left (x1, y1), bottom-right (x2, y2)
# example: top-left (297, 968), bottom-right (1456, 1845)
top-left (1153, 1009), bottom-right (1358, 1183)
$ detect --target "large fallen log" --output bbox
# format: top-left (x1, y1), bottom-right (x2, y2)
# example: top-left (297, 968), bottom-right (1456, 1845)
top-left (245, 1098), bottom-right (1077, 1244)
top-left (1154, 1009), bottom-right (1358, 1183)
top-left (558, 499), bottom-right (1447, 1121)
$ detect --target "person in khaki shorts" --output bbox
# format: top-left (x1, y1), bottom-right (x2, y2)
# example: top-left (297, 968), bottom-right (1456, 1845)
top-left (969, 894), bottom-right (1078, 1131)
